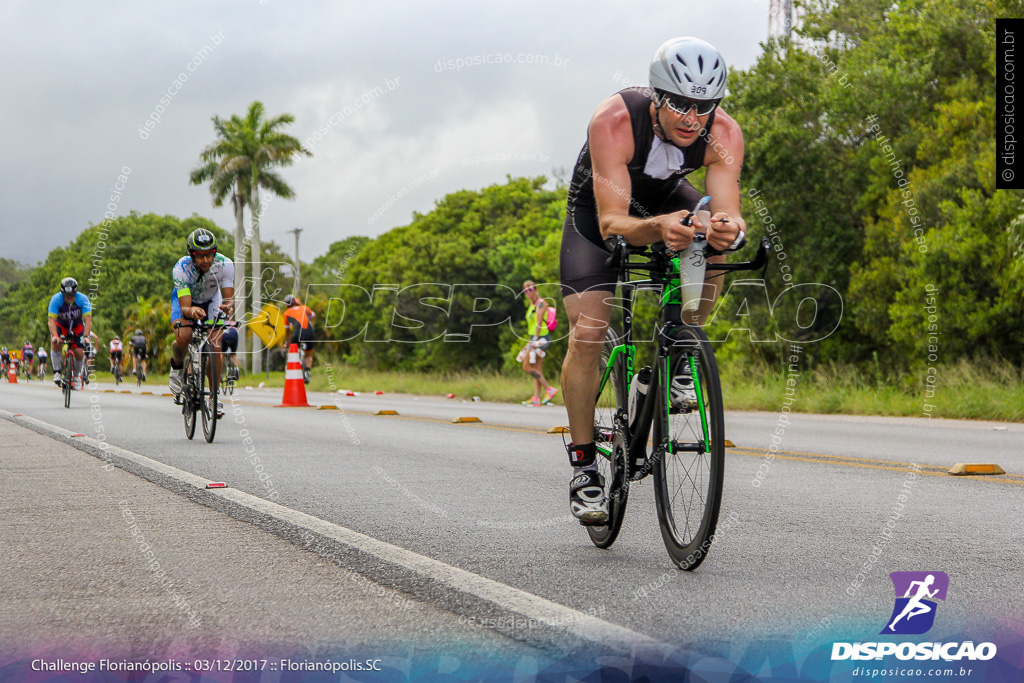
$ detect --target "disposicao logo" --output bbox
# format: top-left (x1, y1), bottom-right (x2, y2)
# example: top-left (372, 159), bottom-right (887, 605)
top-left (831, 571), bottom-right (997, 662)
top-left (881, 571), bottom-right (948, 635)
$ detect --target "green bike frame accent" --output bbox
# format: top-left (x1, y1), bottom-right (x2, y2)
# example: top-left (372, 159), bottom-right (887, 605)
top-left (595, 342), bottom-right (636, 456)
top-left (662, 256), bottom-right (682, 307)
top-left (661, 350), bottom-right (711, 455)
top-left (689, 353), bottom-right (710, 445)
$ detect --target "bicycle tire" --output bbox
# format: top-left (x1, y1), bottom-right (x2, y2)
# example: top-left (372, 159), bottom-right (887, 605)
top-left (62, 355), bottom-right (73, 409)
top-left (114, 365), bottom-right (121, 386)
top-left (652, 326), bottom-right (725, 571)
top-left (200, 345), bottom-right (218, 443)
top-left (221, 359), bottom-right (235, 396)
top-left (182, 358), bottom-right (197, 440)
top-left (587, 328), bottom-right (630, 549)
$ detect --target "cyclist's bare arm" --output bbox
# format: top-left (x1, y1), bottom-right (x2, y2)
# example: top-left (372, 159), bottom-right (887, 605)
top-left (177, 293), bottom-right (205, 320)
top-left (701, 109), bottom-right (746, 251)
top-left (218, 287), bottom-right (235, 314)
top-left (82, 314), bottom-right (92, 340)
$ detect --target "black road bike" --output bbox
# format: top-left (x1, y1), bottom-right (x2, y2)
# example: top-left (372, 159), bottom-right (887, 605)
top-left (174, 316), bottom-right (236, 443)
top-left (588, 225), bottom-right (768, 570)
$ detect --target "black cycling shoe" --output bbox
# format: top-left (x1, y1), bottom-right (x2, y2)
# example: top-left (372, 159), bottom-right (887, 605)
top-left (569, 470), bottom-right (608, 525)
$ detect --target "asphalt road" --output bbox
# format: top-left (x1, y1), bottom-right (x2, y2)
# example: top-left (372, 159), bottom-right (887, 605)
top-left (1, 378), bottom-right (1021, 679)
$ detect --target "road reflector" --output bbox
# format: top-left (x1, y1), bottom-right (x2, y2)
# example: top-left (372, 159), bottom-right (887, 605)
top-left (376, 410), bottom-right (399, 415)
top-left (724, 440), bottom-right (736, 448)
top-left (141, 391), bottom-right (153, 395)
top-left (318, 405), bottom-right (338, 410)
top-left (452, 416), bottom-right (481, 423)
top-left (206, 482), bottom-right (227, 489)
top-left (104, 389), bottom-right (115, 393)
top-left (948, 463), bottom-right (1005, 476)
top-left (120, 391), bottom-right (132, 394)
top-left (161, 392), bottom-right (173, 397)
top-left (548, 426), bottom-right (570, 434)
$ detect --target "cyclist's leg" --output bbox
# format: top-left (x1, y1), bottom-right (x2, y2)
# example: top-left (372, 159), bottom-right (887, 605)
top-left (71, 345), bottom-right (86, 387)
top-left (210, 327), bottom-right (224, 380)
top-left (170, 292), bottom-right (191, 394)
top-left (561, 289), bottom-right (615, 446)
top-left (300, 328), bottom-right (315, 371)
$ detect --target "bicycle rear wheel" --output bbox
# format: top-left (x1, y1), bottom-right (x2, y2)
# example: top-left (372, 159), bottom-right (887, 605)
top-left (200, 346), bottom-right (218, 443)
top-left (182, 360), bottom-right (197, 440)
top-left (222, 359), bottom-right (235, 396)
top-left (587, 328), bottom-right (630, 549)
top-left (114, 365), bottom-right (121, 385)
top-left (652, 326), bottom-right (725, 570)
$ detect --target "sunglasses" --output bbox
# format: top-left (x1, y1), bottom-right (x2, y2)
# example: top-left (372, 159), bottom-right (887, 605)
top-left (660, 93), bottom-right (719, 117)
top-left (523, 286), bottom-right (536, 293)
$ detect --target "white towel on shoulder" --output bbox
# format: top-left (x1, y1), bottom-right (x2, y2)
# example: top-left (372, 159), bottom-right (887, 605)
top-left (643, 136), bottom-right (686, 179)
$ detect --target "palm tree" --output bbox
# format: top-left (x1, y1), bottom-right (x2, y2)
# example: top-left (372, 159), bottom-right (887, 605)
top-left (190, 101), bottom-right (310, 372)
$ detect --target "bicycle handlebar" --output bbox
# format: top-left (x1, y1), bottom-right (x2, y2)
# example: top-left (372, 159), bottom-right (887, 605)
top-left (173, 311), bottom-right (237, 330)
top-left (603, 234), bottom-right (769, 277)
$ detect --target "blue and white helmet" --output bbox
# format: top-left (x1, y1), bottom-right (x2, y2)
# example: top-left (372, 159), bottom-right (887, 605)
top-left (649, 37), bottom-right (728, 101)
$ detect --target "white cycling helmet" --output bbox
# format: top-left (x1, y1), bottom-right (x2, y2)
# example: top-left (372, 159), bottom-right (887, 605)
top-left (649, 36), bottom-right (728, 101)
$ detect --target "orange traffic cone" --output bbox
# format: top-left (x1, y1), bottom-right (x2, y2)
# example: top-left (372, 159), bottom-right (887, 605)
top-left (276, 344), bottom-right (313, 407)
top-left (8, 363), bottom-right (17, 383)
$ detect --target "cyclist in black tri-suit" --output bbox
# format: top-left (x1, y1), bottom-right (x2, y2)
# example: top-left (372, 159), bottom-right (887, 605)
top-left (130, 329), bottom-right (148, 380)
top-left (559, 37), bottom-right (748, 524)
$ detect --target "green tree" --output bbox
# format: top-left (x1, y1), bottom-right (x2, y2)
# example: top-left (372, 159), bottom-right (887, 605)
top-left (339, 177), bottom-right (565, 372)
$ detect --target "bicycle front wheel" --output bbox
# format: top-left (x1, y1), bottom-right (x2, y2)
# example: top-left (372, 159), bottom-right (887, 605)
top-left (200, 346), bottom-right (218, 443)
top-left (652, 326), bottom-right (725, 571)
top-left (182, 361), bottom-right (197, 440)
top-left (62, 358), bottom-right (73, 408)
top-left (587, 328), bottom-right (630, 549)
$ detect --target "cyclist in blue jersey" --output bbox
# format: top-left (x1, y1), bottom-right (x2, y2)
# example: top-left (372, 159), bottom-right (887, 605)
top-left (559, 37), bottom-right (747, 523)
top-left (47, 277), bottom-right (93, 390)
top-left (169, 228), bottom-right (234, 400)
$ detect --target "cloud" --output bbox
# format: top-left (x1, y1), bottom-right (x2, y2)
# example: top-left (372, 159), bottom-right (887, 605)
top-left (0, 0), bottom-right (770, 264)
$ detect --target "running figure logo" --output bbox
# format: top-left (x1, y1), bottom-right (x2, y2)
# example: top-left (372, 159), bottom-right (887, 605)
top-left (881, 571), bottom-right (949, 635)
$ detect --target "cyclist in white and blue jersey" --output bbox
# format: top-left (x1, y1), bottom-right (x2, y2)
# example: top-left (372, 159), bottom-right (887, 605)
top-left (168, 228), bottom-right (234, 398)
top-left (47, 277), bottom-right (93, 389)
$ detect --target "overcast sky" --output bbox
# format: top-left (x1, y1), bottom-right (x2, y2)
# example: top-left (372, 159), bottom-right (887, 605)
top-left (1, 0), bottom-right (772, 267)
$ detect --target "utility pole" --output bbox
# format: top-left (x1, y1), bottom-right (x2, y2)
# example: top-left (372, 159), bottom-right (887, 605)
top-left (769, 0), bottom-right (794, 38)
top-left (288, 227), bottom-right (302, 295)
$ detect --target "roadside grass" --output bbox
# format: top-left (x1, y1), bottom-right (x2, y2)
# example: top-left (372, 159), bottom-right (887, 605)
top-left (83, 359), bottom-right (1024, 422)
top-left (721, 359), bottom-right (1024, 422)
